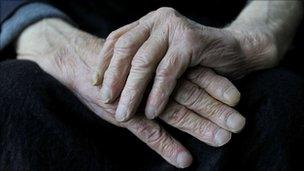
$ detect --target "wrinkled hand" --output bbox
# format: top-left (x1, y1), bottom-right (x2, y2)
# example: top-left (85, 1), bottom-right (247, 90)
top-left (94, 7), bottom-right (277, 121)
top-left (15, 18), bottom-right (244, 168)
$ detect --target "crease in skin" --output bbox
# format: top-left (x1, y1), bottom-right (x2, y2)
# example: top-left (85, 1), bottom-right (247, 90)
top-left (92, 22), bottom-right (140, 86)
top-left (185, 68), bottom-right (236, 106)
top-left (26, 1), bottom-right (302, 167)
top-left (17, 18), bottom-right (228, 169)
top-left (99, 26), bottom-right (151, 105)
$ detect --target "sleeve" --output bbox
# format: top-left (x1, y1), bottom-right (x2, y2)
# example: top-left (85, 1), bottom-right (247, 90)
top-left (0, 0), bottom-right (30, 23)
top-left (1, 1), bottom-right (73, 50)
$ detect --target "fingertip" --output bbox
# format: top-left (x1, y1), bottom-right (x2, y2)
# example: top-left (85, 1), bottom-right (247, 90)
top-left (100, 85), bottom-right (113, 103)
top-left (145, 105), bottom-right (157, 119)
top-left (145, 99), bottom-right (168, 120)
top-left (226, 113), bottom-right (246, 133)
top-left (223, 86), bottom-right (241, 106)
top-left (92, 71), bottom-right (102, 86)
top-left (176, 151), bottom-right (193, 168)
top-left (115, 104), bottom-right (128, 122)
top-left (214, 129), bottom-right (231, 147)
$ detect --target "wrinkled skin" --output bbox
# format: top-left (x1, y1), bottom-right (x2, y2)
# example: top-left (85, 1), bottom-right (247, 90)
top-left (16, 18), bottom-right (245, 168)
top-left (95, 7), bottom-right (277, 121)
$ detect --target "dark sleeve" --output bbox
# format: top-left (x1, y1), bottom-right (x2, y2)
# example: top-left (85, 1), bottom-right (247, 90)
top-left (1, 0), bottom-right (32, 23)
top-left (0, 1), bottom-right (72, 50)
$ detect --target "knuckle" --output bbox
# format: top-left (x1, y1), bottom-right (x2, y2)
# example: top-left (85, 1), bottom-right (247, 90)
top-left (156, 56), bottom-right (187, 79)
top-left (205, 103), bottom-right (218, 118)
top-left (107, 30), bottom-right (120, 41)
top-left (155, 66), bottom-right (173, 80)
top-left (154, 135), bottom-right (179, 162)
top-left (203, 99), bottom-right (222, 118)
top-left (155, 7), bottom-right (182, 25)
top-left (121, 92), bottom-right (141, 108)
top-left (214, 103), bottom-right (229, 115)
top-left (139, 11), bottom-right (155, 24)
top-left (114, 37), bottom-right (135, 54)
top-left (187, 90), bottom-right (204, 109)
top-left (197, 121), bottom-right (216, 140)
top-left (188, 68), bottom-right (212, 86)
top-left (126, 67), bottom-right (148, 82)
top-left (156, 7), bottom-right (176, 15)
top-left (184, 119), bottom-right (199, 131)
top-left (131, 54), bottom-right (154, 68)
top-left (121, 87), bottom-right (138, 102)
top-left (175, 82), bottom-right (201, 106)
top-left (183, 29), bottom-right (198, 44)
top-left (138, 123), bottom-right (164, 145)
top-left (206, 76), bottom-right (225, 91)
top-left (105, 65), bottom-right (121, 78)
top-left (167, 105), bottom-right (189, 126)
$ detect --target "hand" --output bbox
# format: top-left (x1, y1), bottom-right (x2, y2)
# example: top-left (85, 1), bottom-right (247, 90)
top-left (15, 18), bottom-right (244, 168)
top-left (167, 67), bottom-right (245, 134)
top-left (16, 18), bottom-right (192, 168)
top-left (94, 7), bottom-right (277, 121)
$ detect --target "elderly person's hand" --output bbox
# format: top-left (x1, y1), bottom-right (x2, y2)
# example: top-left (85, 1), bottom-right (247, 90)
top-left (15, 18), bottom-right (244, 168)
top-left (94, 7), bottom-right (277, 121)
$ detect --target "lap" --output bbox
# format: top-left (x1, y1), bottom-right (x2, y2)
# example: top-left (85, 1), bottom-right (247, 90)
top-left (0, 60), bottom-right (303, 171)
top-left (226, 68), bottom-right (304, 170)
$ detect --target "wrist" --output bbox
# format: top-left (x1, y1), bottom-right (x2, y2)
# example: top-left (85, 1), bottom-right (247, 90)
top-left (16, 18), bottom-right (78, 57)
top-left (224, 24), bottom-right (279, 70)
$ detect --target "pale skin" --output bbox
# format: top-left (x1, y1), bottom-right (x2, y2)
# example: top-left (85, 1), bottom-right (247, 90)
top-left (14, 0), bottom-right (302, 169)
top-left (94, 0), bottom-right (303, 122)
top-left (16, 18), bottom-right (242, 168)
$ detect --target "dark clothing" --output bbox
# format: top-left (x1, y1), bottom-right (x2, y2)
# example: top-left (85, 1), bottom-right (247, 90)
top-left (0, 60), bottom-right (304, 171)
top-left (0, 0), bottom-right (28, 22)
top-left (1, 0), bottom-right (247, 28)
top-left (1, 1), bottom-right (304, 170)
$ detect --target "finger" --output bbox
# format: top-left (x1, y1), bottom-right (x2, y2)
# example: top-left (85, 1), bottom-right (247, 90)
top-left (100, 24), bottom-right (150, 103)
top-left (187, 67), bottom-right (241, 106)
top-left (174, 80), bottom-right (245, 133)
top-left (160, 101), bottom-right (231, 147)
top-left (145, 45), bottom-right (191, 119)
top-left (115, 29), bottom-right (168, 121)
top-left (124, 116), bottom-right (193, 168)
top-left (93, 21), bottom-right (138, 85)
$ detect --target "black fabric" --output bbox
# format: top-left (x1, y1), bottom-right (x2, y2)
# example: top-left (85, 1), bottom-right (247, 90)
top-left (0, 60), bottom-right (303, 171)
top-left (48, 0), bottom-right (247, 38)
top-left (1, 1), bottom-right (304, 170)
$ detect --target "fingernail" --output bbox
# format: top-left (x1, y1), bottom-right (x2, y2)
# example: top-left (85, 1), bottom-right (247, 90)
top-left (214, 129), bottom-right (231, 146)
top-left (145, 105), bottom-right (156, 119)
top-left (100, 85), bottom-right (112, 103)
top-left (115, 104), bottom-right (128, 122)
top-left (226, 113), bottom-right (246, 132)
top-left (223, 87), bottom-right (240, 106)
top-left (146, 99), bottom-right (167, 119)
top-left (92, 72), bottom-right (101, 86)
top-left (176, 151), bottom-right (192, 168)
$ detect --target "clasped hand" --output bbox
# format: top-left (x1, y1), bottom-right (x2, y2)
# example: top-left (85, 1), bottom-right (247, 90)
top-left (16, 7), bottom-right (277, 167)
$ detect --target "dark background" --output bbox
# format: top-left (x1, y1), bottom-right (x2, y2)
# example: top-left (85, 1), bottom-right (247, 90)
top-left (0, 1), bottom-right (304, 170)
